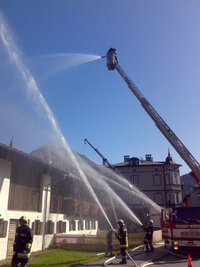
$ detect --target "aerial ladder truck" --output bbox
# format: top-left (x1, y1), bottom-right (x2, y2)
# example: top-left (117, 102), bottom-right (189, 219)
top-left (106, 48), bottom-right (200, 188)
top-left (105, 48), bottom-right (200, 250)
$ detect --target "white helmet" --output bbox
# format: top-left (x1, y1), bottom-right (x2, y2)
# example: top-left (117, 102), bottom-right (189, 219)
top-left (117, 219), bottom-right (124, 226)
top-left (19, 215), bottom-right (28, 223)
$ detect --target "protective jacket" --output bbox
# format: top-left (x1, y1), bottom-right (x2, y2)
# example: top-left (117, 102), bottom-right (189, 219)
top-left (144, 224), bottom-right (153, 242)
top-left (116, 225), bottom-right (128, 248)
top-left (13, 224), bottom-right (33, 259)
top-left (107, 230), bottom-right (114, 246)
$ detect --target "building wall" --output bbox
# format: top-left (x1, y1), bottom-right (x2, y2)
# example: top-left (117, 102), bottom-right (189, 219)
top-left (191, 188), bottom-right (200, 207)
top-left (0, 145), bottom-right (181, 261)
top-left (54, 230), bottom-right (162, 250)
top-left (0, 147), bottom-right (98, 261)
top-left (0, 159), bottom-right (11, 261)
top-left (115, 160), bottom-right (182, 207)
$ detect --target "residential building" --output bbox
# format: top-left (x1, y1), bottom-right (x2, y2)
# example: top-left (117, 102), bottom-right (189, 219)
top-left (113, 152), bottom-right (182, 207)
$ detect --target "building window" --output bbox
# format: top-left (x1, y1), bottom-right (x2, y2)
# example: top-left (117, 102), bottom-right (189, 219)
top-left (174, 174), bottom-right (178, 185)
top-left (173, 174), bottom-right (180, 185)
top-left (0, 219), bottom-right (8, 238)
top-left (85, 220), bottom-right (90, 230)
top-left (166, 174), bottom-right (171, 185)
top-left (129, 158), bottom-right (139, 166)
top-left (56, 221), bottom-right (66, 233)
top-left (129, 195), bottom-right (136, 204)
top-left (153, 174), bottom-right (161, 185)
top-left (178, 192), bottom-right (182, 203)
top-left (131, 175), bottom-right (139, 186)
top-left (78, 220), bottom-right (83, 231)
top-left (32, 220), bottom-right (43, 235)
top-left (8, 184), bottom-right (40, 211)
top-left (173, 192), bottom-right (181, 204)
top-left (153, 193), bottom-right (163, 205)
top-left (91, 220), bottom-right (96, 230)
top-left (45, 220), bottom-right (54, 234)
top-left (174, 193), bottom-right (178, 204)
top-left (50, 194), bottom-right (63, 213)
top-left (69, 220), bottom-right (76, 231)
top-left (167, 193), bottom-right (171, 202)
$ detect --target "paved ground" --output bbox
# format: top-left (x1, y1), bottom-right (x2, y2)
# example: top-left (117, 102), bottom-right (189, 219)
top-left (77, 243), bottom-right (171, 267)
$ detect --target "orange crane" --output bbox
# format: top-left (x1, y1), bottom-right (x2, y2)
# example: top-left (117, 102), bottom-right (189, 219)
top-left (105, 48), bottom-right (200, 188)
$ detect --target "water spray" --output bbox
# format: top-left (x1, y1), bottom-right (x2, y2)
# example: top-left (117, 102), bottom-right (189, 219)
top-left (110, 195), bottom-right (118, 223)
top-left (32, 53), bottom-right (102, 78)
top-left (80, 160), bottom-right (144, 226)
top-left (99, 171), bottom-right (161, 212)
top-left (0, 12), bottom-right (160, 233)
top-left (0, 14), bottom-right (114, 231)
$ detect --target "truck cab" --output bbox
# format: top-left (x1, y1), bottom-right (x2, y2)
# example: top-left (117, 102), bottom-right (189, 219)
top-left (161, 207), bottom-right (200, 250)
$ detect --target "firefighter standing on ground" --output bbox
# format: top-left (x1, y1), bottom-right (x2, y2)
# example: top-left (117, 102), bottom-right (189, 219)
top-left (105, 229), bottom-right (114, 256)
top-left (11, 216), bottom-right (33, 267)
top-left (144, 219), bottom-right (154, 252)
top-left (115, 219), bottom-right (128, 264)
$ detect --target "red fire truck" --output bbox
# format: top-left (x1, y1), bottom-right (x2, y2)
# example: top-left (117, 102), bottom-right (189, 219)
top-left (161, 207), bottom-right (200, 250)
top-left (106, 49), bottom-right (200, 249)
top-left (105, 48), bottom-right (200, 187)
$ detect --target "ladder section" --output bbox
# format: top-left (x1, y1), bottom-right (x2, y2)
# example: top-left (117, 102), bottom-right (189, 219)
top-left (115, 63), bottom-right (200, 180)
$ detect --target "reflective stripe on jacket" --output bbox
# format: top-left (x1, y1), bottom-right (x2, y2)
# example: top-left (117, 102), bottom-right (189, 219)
top-left (16, 252), bottom-right (31, 258)
top-left (144, 225), bottom-right (153, 242)
top-left (13, 225), bottom-right (33, 258)
top-left (117, 226), bottom-right (128, 248)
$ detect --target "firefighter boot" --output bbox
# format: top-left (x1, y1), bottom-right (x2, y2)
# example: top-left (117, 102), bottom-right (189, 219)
top-left (145, 244), bottom-right (149, 252)
top-left (150, 243), bottom-right (154, 252)
top-left (120, 256), bottom-right (127, 264)
top-left (119, 260), bottom-right (127, 264)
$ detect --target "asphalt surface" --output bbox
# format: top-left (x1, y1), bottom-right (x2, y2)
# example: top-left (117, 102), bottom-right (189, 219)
top-left (149, 253), bottom-right (200, 267)
top-left (77, 243), bottom-right (172, 267)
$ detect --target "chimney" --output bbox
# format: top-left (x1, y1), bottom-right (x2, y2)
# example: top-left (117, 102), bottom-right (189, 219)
top-left (9, 136), bottom-right (15, 149)
top-left (145, 154), bottom-right (153, 162)
top-left (124, 155), bottom-right (130, 163)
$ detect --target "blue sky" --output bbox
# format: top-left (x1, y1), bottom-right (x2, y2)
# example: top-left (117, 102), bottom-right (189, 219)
top-left (0, 0), bottom-right (200, 176)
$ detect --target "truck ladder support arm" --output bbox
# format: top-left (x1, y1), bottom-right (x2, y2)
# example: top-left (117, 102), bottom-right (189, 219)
top-left (84, 138), bottom-right (116, 170)
top-left (114, 63), bottom-right (200, 181)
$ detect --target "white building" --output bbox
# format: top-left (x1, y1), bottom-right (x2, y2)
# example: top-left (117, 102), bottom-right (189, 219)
top-left (0, 142), bottom-right (99, 261)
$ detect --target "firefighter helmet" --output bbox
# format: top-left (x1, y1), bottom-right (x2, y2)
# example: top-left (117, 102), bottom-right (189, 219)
top-left (19, 216), bottom-right (28, 223)
top-left (117, 219), bottom-right (124, 226)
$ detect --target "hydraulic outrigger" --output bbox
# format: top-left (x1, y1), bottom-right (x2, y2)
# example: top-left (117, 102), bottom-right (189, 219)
top-left (105, 48), bottom-right (200, 187)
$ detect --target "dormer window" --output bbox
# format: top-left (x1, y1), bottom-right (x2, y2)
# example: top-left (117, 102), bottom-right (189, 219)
top-left (129, 157), bottom-right (139, 166)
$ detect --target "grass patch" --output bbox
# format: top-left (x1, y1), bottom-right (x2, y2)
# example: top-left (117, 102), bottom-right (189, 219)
top-left (0, 249), bottom-right (105, 267)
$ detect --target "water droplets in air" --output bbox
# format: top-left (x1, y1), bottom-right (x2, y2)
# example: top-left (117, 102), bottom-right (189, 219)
top-left (32, 53), bottom-right (101, 78)
top-left (0, 11), bottom-right (161, 230)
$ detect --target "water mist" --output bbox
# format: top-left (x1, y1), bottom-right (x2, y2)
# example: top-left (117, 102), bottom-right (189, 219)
top-left (0, 13), bottom-right (113, 229)
top-left (0, 12), bottom-right (160, 230)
